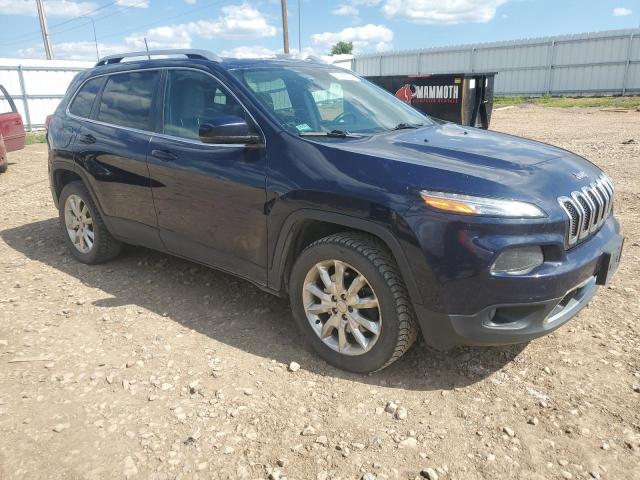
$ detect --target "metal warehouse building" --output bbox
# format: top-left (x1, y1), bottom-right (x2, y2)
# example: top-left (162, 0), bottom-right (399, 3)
top-left (345, 28), bottom-right (640, 97)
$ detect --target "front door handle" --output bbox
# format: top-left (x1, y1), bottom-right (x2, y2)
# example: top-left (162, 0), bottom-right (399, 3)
top-left (151, 149), bottom-right (178, 162)
top-left (78, 133), bottom-right (96, 144)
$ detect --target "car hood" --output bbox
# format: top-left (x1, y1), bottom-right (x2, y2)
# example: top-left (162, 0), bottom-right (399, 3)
top-left (343, 122), bottom-right (569, 169)
top-left (309, 122), bottom-right (606, 213)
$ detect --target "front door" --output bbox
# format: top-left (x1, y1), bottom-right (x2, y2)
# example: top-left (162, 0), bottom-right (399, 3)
top-left (147, 68), bottom-right (268, 283)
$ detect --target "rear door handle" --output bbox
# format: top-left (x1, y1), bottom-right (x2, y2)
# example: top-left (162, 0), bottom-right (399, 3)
top-left (151, 149), bottom-right (177, 162)
top-left (78, 133), bottom-right (96, 144)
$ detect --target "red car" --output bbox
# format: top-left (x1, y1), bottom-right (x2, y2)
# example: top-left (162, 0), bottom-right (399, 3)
top-left (0, 84), bottom-right (26, 173)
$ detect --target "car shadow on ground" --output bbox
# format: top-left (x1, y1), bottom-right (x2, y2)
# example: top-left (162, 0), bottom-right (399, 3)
top-left (1, 218), bottom-right (526, 391)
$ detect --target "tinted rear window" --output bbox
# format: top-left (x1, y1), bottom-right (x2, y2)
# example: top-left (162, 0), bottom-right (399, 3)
top-left (69, 77), bottom-right (103, 118)
top-left (96, 71), bottom-right (159, 131)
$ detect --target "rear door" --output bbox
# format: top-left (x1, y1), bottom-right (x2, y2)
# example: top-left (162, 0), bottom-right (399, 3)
top-left (0, 84), bottom-right (25, 152)
top-left (72, 70), bottom-right (161, 247)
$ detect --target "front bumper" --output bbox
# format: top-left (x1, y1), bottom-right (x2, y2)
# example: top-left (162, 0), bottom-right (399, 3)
top-left (415, 275), bottom-right (599, 349)
top-left (403, 209), bottom-right (622, 349)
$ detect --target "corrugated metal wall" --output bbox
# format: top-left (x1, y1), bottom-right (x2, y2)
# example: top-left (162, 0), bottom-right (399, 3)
top-left (350, 29), bottom-right (640, 96)
top-left (0, 58), bottom-right (93, 130)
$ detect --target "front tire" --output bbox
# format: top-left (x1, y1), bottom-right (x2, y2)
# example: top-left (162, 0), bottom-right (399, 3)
top-left (58, 181), bottom-right (122, 264)
top-left (289, 232), bottom-right (418, 373)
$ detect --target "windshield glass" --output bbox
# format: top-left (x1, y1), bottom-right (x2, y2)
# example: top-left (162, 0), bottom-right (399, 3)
top-left (231, 65), bottom-right (431, 135)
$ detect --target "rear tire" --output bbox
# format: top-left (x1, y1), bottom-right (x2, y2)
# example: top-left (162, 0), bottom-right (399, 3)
top-left (58, 181), bottom-right (122, 264)
top-left (289, 232), bottom-right (418, 373)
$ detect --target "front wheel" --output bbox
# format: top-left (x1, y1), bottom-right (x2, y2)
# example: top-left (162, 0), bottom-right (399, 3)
top-left (289, 232), bottom-right (418, 373)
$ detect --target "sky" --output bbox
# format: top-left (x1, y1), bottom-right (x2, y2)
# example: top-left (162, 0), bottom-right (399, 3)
top-left (0, 0), bottom-right (638, 61)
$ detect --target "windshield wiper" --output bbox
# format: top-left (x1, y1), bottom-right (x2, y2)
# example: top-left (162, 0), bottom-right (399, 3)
top-left (299, 130), bottom-right (360, 138)
top-left (391, 123), bottom-right (425, 131)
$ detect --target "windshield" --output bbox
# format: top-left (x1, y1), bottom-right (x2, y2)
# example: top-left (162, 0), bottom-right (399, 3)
top-left (232, 65), bottom-right (431, 135)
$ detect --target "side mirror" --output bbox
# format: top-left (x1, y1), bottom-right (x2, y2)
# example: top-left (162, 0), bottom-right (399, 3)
top-left (199, 116), bottom-right (262, 145)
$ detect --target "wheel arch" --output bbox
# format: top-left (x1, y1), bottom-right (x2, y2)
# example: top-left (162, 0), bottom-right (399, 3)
top-left (268, 209), bottom-right (423, 305)
top-left (51, 165), bottom-right (106, 219)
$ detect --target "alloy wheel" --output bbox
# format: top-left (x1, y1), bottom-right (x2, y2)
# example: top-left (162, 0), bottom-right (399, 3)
top-left (302, 259), bottom-right (382, 355)
top-left (64, 194), bottom-right (94, 254)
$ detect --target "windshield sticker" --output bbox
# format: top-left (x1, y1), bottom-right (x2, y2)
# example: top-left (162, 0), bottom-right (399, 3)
top-left (330, 72), bottom-right (360, 82)
top-left (296, 123), bottom-right (312, 132)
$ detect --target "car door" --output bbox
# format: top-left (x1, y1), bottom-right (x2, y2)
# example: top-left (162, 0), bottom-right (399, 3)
top-left (147, 68), bottom-right (268, 283)
top-left (72, 70), bottom-right (162, 248)
top-left (0, 84), bottom-right (25, 152)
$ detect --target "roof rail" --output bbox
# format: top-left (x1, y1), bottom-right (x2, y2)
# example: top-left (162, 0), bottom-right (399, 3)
top-left (95, 49), bottom-right (221, 66)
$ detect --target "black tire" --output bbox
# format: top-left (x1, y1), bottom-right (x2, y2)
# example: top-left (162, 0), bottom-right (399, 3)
top-left (289, 232), bottom-right (419, 373)
top-left (58, 181), bottom-right (122, 264)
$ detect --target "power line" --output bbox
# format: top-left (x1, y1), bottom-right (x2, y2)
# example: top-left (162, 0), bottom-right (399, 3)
top-left (1, 0), bottom-right (149, 47)
top-left (0, 1), bottom-right (118, 45)
top-left (96, 0), bottom-right (232, 41)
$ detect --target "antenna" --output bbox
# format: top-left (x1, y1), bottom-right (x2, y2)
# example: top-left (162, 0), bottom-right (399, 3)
top-left (144, 38), bottom-right (151, 60)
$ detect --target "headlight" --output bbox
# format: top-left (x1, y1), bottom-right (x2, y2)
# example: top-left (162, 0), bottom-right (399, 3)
top-left (420, 190), bottom-right (546, 218)
top-left (491, 246), bottom-right (544, 275)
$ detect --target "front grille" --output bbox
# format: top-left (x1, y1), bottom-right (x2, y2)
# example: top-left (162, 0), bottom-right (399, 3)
top-left (558, 174), bottom-right (614, 247)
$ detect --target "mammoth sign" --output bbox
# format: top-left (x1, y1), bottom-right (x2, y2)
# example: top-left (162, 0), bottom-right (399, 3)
top-left (366, 73), bottom-right (496, 129)
top-left (395, 83), bottom-right (460, 104)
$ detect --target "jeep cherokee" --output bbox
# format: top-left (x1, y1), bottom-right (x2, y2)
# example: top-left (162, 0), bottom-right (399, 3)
top-left (47, 50), bottom-right (624, 373)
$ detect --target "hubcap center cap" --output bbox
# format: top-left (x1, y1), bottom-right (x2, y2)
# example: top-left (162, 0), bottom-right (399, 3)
top-left (337, 301), bottom-right (348, 313)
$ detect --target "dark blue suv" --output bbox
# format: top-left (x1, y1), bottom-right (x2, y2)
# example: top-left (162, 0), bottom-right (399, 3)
top-left (47, 49), bottom-right (624, 373)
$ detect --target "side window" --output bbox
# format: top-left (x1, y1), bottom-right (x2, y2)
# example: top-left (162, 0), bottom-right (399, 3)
top-left (163, 69), bottom-right (255, 141)
top-left (311, 82), bottom-right (344, 122)
top-left (97, 71), bottom-right (159, 131)
top-left (69, 77), bottom-right (103, 118)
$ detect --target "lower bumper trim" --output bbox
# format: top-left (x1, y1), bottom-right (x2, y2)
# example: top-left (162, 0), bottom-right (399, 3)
top-left (414, 276), bottom-right (598, 350)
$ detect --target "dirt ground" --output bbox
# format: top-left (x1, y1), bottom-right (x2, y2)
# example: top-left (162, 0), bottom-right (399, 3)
top-left (0, 106), bottom-right (639, 480)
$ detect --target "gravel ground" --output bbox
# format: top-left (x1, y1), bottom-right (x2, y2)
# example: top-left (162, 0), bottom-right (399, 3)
top-left (0, 106), bottom-right (639, 480)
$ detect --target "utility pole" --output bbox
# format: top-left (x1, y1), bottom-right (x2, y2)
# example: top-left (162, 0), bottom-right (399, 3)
top-left (36, 0), bottom-right (54, 60)
top-left (280, 0), bottom-right (290, 54)
top-left (297, 0), bottom-right (301, 52)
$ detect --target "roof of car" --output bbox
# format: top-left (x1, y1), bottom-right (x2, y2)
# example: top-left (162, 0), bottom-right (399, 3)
top-left (91, 49), bottom-right (335, 72)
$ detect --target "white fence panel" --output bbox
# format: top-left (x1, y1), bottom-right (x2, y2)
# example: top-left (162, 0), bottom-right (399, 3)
top-left (351, 29), bottom-right (640, 96)
top-left (0, 58), bottom-right (93, 130)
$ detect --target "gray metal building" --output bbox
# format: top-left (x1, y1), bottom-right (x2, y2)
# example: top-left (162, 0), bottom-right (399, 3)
top-left (348, 29), bottom-right (640, 97)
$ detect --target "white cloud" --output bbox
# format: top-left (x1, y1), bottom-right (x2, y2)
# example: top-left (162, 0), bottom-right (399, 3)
top-left (115, 0), bottom-right (149, 7)
top-left (332, 0), bottom-right (382, 17)
top-left (220, 45), bottom-right (278, 58)
top-left (613, 7), bottom-right (632, 16)
top-left (125, 3), bottom-right (277, 50)
top-left (0, 0), bottom-right (97, 17)
top-left (332, 4), bottom-right (359, 16)
top-left (312, 24), bottom-right (393, 54)
top-left (19, 41), bottom-right (126, 60)
top-left (126, 25), bottom-right (192, 49)
top-left (382, 0), bottom-right (509, 24)
top-left (184, 0), bottom-right (196, 3)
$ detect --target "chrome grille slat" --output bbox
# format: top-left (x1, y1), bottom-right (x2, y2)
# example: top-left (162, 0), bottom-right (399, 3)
top-left (557, 174), bottom-right (614, 247)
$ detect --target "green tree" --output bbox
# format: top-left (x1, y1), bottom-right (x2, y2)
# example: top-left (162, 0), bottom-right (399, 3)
top-left (330, 41), bottom-right (353, 55)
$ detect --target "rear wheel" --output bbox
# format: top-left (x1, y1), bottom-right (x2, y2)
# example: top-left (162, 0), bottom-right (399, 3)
top-left (289, 232), bottom-right (418, 373)
top-left (58, 181), bottom-right (122, 264)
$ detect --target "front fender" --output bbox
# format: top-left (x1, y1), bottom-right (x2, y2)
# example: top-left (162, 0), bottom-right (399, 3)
top-left (268, 208), bottom-right (428, 307)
